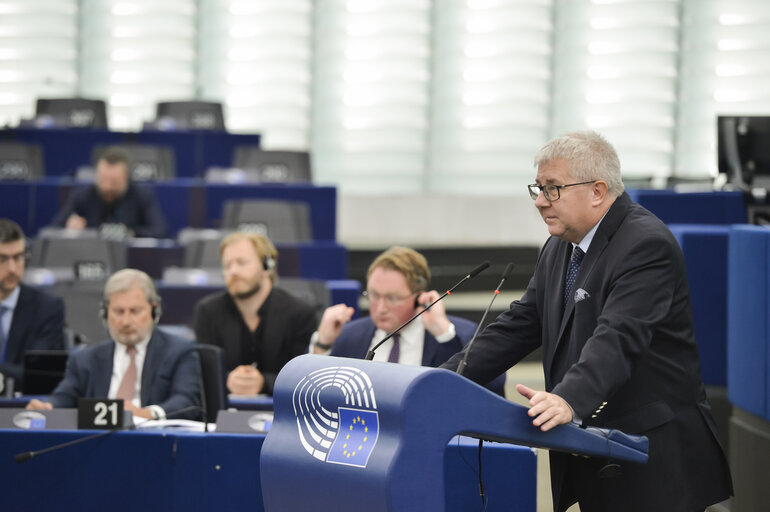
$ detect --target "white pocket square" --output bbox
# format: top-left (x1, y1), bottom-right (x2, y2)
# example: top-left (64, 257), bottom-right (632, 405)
top-left (574, 288), bottom-right (590, 303)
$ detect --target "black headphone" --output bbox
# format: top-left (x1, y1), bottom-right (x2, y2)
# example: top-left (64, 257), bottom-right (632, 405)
top-left (263, 254), bottom-right (276, 271)
top-left (99, 297), bottom-right (163, 326)
top-left (410, 260), bottom-right (429, 308)
top-left (250, 233), bottom-right (277, 272)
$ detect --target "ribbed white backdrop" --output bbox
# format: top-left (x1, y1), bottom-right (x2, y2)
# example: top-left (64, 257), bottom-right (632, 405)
top-left (78, 0), bottom-right (197, 131)
top-left (310, 0), bottom-right (432, 193)
top-left (2, 1), bottom-right (770, 191)
top-left (0, 0), bottom-right (78, 125)
top-left (198, 0), bottom-right (313, 148)
top-left (551, 0), bottom-right (680, 184)
top-left (428, 0), bottom-right (553, 195)
top-left (675, 0), bottom-right (770, 178)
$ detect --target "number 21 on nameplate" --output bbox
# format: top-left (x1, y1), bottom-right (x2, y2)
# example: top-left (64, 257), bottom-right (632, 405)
top-left (77, 398), bottom-right (124, 429)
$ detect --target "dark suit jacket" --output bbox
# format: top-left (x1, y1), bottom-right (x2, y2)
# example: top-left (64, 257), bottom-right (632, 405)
top-left (49, 329), bottom-right (200, 419)
top-left (442, 193), bottom-right (732, 511)
top-left (52, 183), bottom-right (166, 238)
top-left (0, 284), bottom-right (65, 382)
top-left (330, 314), bottom-right (505, 396)
top-left (193, 287), bottom-right (317, 395)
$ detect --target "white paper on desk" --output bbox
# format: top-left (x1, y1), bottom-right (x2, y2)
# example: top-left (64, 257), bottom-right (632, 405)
top-left (133, 417), bottom-right (214, 432)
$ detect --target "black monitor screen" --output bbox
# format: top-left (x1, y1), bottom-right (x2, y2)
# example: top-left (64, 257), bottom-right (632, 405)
top-left (718, 115), bottom-right (770, 190)
top-left (23, 350), bottom-right (68, 395)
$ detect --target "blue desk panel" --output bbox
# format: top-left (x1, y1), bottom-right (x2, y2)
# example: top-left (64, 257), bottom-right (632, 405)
top-left (0, 429), bottom-right (535, 512)
top-left (1, 127), bottom-right (124, 177)
top-left (0, 127), bottom-right (261, 178)
top-left (727, 226), bottom-right (770, 420)
top-left (668, 224), bottom-right (730, 386)
top-left (0, 178), bottom-right (337, 241)
top-left (127, 240), bottom-right (348, 280)
top-left (627, 189), bottom-right (747, 225)
top-left (0, 181), bottom-right (35, 234)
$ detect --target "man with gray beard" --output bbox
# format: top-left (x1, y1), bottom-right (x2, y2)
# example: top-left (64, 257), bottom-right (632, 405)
top-left (27, 269), bottom-right (200, 420)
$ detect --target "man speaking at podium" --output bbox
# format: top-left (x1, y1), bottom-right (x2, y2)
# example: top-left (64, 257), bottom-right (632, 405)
top-left (27, 269), bottom-right (200, 420)
top-left (442, 131), bottom-right (732, 511)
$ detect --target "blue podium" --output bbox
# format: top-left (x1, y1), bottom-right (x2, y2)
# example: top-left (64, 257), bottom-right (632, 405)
top-left (261, 355), bottom-right (648, 512)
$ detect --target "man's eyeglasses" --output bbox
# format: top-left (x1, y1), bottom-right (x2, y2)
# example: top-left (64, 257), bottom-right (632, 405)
top-left (361, 290), bottom-right (415, 307)
top-left (527, 180), bottom-right (596, 201)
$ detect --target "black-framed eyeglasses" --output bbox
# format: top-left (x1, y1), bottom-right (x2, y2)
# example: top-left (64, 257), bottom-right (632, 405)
top-left (527, 180), bottom-right (597, 201)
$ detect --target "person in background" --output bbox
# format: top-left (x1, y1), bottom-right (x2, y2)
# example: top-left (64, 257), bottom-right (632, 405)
top-left (27, 269), bottom-right (199, 420)
top-left (193, 232), bottom-right (317, 396)
top-left (0, 218), bottom-right (64, 391)
top-left (313, 246), bottom-right (505, 396)
top-left (52, 146), bottom-right (167, 238)
top-left (441, 131), bottom-right (732, 511)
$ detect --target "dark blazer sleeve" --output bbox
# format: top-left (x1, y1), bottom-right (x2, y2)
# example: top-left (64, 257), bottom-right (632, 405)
top-left (329, 319), bottom-right (375, 360)
top-left (144, 332), bottom-right (200, 419)
top-left (48, 345), bottom-right (102, 408)
top-left (131, 186), bottom-right (166, 238)
top-left (431, 315), bottom-right (507, 396)
top-left (261, 295), bottom-right (317, 395)
top-left (193, 296), bottom-right (218, 348)
top-left (552, 229), bottom-right (688, 418)
top-left (51, 187), bottom-right (89, 227)
top-left (2, 286), bottom-right (65, 382)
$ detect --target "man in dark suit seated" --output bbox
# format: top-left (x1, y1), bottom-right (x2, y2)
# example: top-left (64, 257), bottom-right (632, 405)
top-left (0, 219), bottom-right (65, 392)
top-left (27, 269), bottom-right (200, 420)
top-left (311, 246), bottom-right (505, 396)
top-left (441, 131), bottom-right (733, 511)
top-left (193, 232), bottom-right (317, 397)
top-left (52, 146), bottom-right (167, 238)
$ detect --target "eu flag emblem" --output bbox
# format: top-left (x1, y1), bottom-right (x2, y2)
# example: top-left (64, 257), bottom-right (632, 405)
top-left (326, 407), bottom-right (379, 467)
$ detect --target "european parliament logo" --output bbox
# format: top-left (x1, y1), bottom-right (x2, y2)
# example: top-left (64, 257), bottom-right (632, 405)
top-left (292, 366), bottom-right (380, 468)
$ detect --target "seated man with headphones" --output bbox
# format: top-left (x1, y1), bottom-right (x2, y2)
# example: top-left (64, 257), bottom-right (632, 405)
top-left (26, 269), bottom-right (200, 420)
top-left (312, 246), bottom-right (505, 396)
top-left (193, 232), bottom-right (317, 396)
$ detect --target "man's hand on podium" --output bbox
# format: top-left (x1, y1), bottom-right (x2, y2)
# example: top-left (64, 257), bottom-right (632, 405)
top-left (516, 384), bottom-right (573, 432)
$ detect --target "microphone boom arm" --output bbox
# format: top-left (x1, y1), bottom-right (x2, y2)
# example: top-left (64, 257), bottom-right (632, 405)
top-left (457, 262), bottom-right (514, 376)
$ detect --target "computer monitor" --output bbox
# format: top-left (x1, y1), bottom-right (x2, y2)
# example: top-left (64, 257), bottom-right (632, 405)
top-left (23, 350), bottom-right (69, 395)
top-left (35, 98), bottom-right (108, 129)
top-left (717, 115), bottom-right (770, 190)
top-left (155, 101), bottom-right (226, 131)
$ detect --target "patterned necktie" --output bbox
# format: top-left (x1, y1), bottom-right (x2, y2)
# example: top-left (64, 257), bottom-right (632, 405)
top-left (0, 304), bottom-right (8, 363)
top-left (564, 246), bottom-right (585, 309)
top-left (387, 333), bottom-right (400, 363)
top-left (116, 345), bottom-right (137, 404)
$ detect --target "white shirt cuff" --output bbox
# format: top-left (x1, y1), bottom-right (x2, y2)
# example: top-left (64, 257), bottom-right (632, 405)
top-left (147, 405), bottom-right (166, 420)
top-left (434, 322), bottom-right (456, 343)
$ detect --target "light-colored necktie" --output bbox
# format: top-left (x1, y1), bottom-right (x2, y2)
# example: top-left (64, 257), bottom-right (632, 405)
top-left (116, 345), bottom-right (137, 404)
top-left (387, 333), bottom-right (400, 363)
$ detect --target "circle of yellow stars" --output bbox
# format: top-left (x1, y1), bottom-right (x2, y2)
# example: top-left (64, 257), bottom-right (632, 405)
top-left (342, 415), bottom-right (369, 458)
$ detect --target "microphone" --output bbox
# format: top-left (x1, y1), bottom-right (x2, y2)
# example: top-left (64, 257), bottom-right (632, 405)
top-left (14, 404), bottom-right (204, 464)
top-left (456, 262), bottom-right (514, 377)
top-left (365, 261), bottom-right (490, 361)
